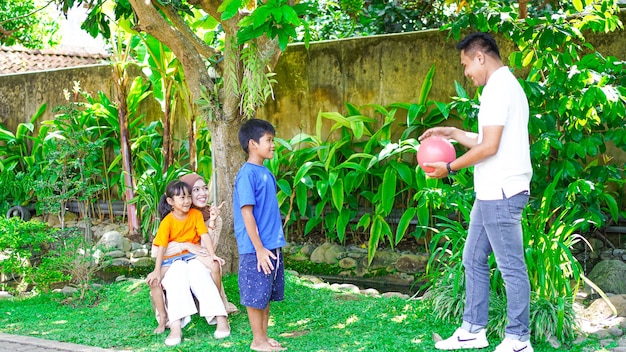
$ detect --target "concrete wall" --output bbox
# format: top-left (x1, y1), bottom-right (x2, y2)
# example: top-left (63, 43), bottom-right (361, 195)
top-left (0, 65), bottom-right (114, 133)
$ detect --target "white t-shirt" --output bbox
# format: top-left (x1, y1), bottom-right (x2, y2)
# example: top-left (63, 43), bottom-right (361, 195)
top-left (474, 66), bottom-right (533, 200)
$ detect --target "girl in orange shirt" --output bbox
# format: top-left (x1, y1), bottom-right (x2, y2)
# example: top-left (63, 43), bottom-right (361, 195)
top-left (146, 180), bottom-right (229, 346)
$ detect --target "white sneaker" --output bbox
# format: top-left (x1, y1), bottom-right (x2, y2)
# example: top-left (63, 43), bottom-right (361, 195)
top-left (434, 328), bottom-right (489, 350)
top-left (494, 338), bottom-right (533, 352)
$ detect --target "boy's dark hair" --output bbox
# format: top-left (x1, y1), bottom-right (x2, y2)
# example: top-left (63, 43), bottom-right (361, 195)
top-left (238, 118), bottom-right (276, 153)
top-left (157, 180), bottom-right (191, 220)
top-left (456, 32), bottom-right (501, 60)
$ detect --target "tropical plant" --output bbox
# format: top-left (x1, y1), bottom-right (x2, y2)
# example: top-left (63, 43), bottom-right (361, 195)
top-left (270, 65), bottom-right (474, 263)
top-left (0, 217), bottom-right (64, 293)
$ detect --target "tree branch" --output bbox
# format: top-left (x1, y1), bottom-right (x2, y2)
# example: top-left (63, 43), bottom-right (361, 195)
top-left (0, 0), bottom-right (55, 27)
top-left (127, 0), bottom-right (214, 104)
top-left (153, 2), bottom-right (221, 60)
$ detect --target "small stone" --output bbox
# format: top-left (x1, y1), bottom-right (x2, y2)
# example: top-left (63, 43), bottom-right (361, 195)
top-left (312, 282), bottom-right (330, 290)
top-left (131, 257), bottom-right (153, 267)
top-left (110, 257), bottom-right (132, 267)
top-left (61, 286), bottom-right (78, 295)
top-left (104, 250), bottom-right (126, 258)
top-left (381, 292), bottom-right (409, 299)
top-left (285, 270), bottom-right (299, 277)
top-left (609, 326), bottom-right (624, 337)
top-left (97, 231), bottom-right (124, 250)
top-left (0, 291), bottom-right (14, 299)
top-left (324, 244), bottom-right (344, 265)
top-left (593, 329), bottom-right (612, 339)
top-left (310, 243), bottom-right (332, 263)
top-left (130, 248), bottom-right (149, 258)
top-left (547, 336), bottom-right (561, 349)
top-left (395, 253), bottom-right (428, 274)
top-left (299, 244), bottom-right (316, 256)
top-left (360, 288), bottom-right (380, 297)
top-left (330, 283), bottom-right (360, 294)
top-left (339, 257), bottom-right (358, 269)
top-left (573, 335), bottom-right (587, 345)
top-left (301, 275), bottom-right (324, 284)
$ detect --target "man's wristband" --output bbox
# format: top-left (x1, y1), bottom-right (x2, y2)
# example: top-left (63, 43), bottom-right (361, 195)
top-left (446, 162), bottom-right (457, 175)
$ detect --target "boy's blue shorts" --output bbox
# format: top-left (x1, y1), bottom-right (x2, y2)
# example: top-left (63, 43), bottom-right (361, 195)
top-left (161, 252), bottom-right (196, 267)
top-left (238, 248), bottom-right (284, 309)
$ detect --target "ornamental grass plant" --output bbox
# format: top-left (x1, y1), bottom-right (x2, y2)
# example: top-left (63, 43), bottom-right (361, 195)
top-left (0, 273), bottom-right (603, 351)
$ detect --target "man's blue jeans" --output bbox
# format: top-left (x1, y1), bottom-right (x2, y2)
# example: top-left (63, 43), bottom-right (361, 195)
top-left (461, 191), bottom-right (531, 341)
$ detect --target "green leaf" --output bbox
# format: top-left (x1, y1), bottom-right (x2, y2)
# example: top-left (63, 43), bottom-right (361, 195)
top-left (573, 0), bottom-right (583, 12)
top-left (380, 168), bottom-right (397, 216)
top-left (295, 183), bottom-right (308, 215)
top-left (336, 208), bottom-right (351, 243)
top-left (417, 64), bottom-right (435, 105)
top-left (330, 178), bottom-right (344, 210)
top-left (219, 0), bottom-right (242, 21)
top-left (601, 193), bottom-right (619, 222)
top-left (395, 207), bottom-right (416, 245)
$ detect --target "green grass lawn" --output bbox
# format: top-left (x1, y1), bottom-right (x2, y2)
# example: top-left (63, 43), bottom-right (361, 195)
top-left (0, 273), bottom-right (602, 351)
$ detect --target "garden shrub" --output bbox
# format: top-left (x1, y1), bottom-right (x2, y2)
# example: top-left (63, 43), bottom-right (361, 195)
top-left (0, 217), bottom-right (65, 292)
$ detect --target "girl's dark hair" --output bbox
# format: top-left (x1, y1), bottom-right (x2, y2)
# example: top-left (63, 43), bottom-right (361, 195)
top-left (158, 180), bottom-right (191, 220)
top-left (238, 118), bottom-right (276, 153)
top-left (456, 32), bottom-right (501, 60)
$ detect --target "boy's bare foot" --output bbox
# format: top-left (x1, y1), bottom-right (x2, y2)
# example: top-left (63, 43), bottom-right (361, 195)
top-left (268, 338), bottom-right (282, 348)
top-left (250, 341), bottom-right (286, 351)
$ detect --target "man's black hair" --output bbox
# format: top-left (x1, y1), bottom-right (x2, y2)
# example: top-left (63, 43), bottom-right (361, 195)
top-left (238, 118), bottom-right (276, 153)
top-left (456, 32), bottom-right (501, 60)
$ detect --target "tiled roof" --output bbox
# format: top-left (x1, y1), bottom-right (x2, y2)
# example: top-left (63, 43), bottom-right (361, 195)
top-left (0, 46), bottom-right (109, 75)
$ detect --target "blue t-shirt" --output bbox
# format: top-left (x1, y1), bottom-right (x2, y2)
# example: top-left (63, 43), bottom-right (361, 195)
top-left (233, 162), bottom-right (286, 254)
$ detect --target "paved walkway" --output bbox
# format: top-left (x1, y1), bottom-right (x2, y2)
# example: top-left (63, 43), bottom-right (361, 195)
top-left (0, 333), bottom-right (118, 352)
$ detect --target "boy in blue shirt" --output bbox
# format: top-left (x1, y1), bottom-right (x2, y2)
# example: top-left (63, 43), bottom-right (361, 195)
top-left (234, 118), bottom-right (287, 351)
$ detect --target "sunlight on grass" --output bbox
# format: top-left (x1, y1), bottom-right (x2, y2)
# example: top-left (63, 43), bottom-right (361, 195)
top-left (391, 314), bottom-right (407, 323)
top-left (287, 318), bottom-right (311, 327)
top-left (333, 314), bottom-right (359, 329)
top-left (52, 320), bottom-right (68, 324)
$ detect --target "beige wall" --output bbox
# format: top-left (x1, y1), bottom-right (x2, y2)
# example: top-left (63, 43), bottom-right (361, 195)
top-left (0, 65), bottom-right (115, 133)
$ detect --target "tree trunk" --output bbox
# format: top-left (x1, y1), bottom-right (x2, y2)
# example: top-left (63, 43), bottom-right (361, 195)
top-left (163, 81), bottom-right (173, 171)
top-left (113, 65), bottom-right (140, 236)
top-left (209, 119), bottom-right (245, 273)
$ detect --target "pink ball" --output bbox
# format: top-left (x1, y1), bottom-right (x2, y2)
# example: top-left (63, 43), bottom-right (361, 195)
top-left (417, 136), bottom-right (456, 173)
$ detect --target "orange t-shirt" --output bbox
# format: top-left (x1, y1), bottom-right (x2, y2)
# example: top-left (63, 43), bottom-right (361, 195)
top-left (153, 208), bottom-right (208, 258)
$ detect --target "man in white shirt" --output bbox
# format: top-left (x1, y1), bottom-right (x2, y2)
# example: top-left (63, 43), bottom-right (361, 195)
top-left (420, 32), bottom-right (533, 352)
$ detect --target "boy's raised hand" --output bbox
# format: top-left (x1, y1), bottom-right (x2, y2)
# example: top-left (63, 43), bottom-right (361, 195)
top-left (256, 247), bottom-right (277, 274)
